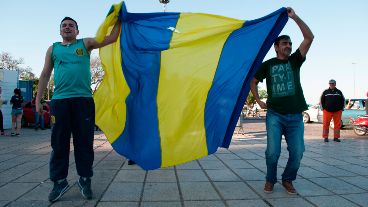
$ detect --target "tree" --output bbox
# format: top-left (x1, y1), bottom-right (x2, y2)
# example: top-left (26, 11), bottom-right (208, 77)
top-left (90, 56), bottom-right (104, 93)
top-left (0, 51), bottom-right (35, 80)
top-left (246, 88), bottom-right (267, 106)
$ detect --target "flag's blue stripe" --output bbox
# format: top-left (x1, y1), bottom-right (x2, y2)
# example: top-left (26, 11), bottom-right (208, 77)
top-left (112, 8), bottom-right (180, 170)
top-left (205, 8), bottom-right (288, 153)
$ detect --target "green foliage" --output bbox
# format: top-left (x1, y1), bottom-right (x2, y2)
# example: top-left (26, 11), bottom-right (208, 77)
top-left (246, 88), bottom-right (267, 105)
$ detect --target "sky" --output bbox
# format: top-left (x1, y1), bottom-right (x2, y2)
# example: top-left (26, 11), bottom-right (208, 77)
top-left (1, 0), bottom-right (367, 103)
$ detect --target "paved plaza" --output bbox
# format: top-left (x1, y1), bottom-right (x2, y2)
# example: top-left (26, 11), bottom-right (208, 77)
top-left (0, 120), bottom-right (368, 207)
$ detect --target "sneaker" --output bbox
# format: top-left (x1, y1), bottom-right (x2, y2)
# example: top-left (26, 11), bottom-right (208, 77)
top-left (10, 132), bottom-right (16, 136)
top-left (324, 138), bottom-right (329, 142)
top-left (333, 138), bottom-right (341, 142)
top-left (128, 160), bottom-right (136, 165)
top-left (282, 180), bottom-right (297, 195)
top-left (48, 179), bottom-right (70, 202)
top-left (77, 177), bottom-right (92, 200)
top-left (15, 133), bottom-right (20, 136)
top-left (264, 181), bottom-right (274, 193)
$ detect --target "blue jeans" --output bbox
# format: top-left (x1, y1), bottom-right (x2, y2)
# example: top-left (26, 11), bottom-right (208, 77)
top-left (34, 112), bottom-right (44, 129)
top-left (265, 109), bottom-right (305, 184)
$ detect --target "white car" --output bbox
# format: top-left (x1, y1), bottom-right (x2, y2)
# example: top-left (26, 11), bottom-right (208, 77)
top-left (303, 104), bottom-right (323, 123)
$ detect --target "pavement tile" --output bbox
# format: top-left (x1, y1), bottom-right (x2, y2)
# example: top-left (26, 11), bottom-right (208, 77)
top-left (101, 182), bottom-right (143, 201)
top-left (266, 197), bottom-right (315, 207)
top-left (142, 183), bottom-right (180, 201)
top-left (226, 199), bottom-right (269, 207)
top-left (233, 168), bottom-right (265, 181)
top-left (92, 169), bottom-right (119, 183)
top-left (224, 159), bottom-right (255, 169)
top-left (96, 202), bottom-right (139, 207)
top-left (146, 169), bottom-right (176, 182)
top-left (198, 160), bottom-right (227, 169)
top-left (180, 182), bottom-right (220, 200)
top-left (311, 165), bottom-right (357, 177)
top-left (305, 195), bottom-right (360, 207)
top-left (339, 176), bottom-right (368, 190)
top-left (293, 179), bottom-right (333, 196)
top-left (341, 193), bottom-right (368, 207)
top-left (184, 200), bottom-right (225, 207)
top-left (175, 161), bottom-right (201, 170)
top-left (0, 182), bottom-right (39, 200)
top-left (297, 166), bottom-right (329, 178)
top-left (114, 169), bottom-right (146, 182)
top-left (336, 164), bottom-right (368, 176)
top-left (141, 201), bottom-right (181, 207)
top-left (216, 153), bottom-right (241, 161)
top-left (205, 169), bottom-right (241, 181)
top-left (213, 182), bottom-right (259, 199)
top-left (6, 200), bottom-right (50, 207)
top-left (311, 177), bottom-right (365, 194)
top-left (177, 170), bottom-right (209, 182)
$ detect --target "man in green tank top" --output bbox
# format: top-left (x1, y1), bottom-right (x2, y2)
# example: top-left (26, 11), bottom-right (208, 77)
top-left (250, 8), bottom-right (314, 195)
top-left (36, 16), bottom-right (121, 202)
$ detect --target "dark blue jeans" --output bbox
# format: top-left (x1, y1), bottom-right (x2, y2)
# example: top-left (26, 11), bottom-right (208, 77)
top-left (34, 111), bottom-right (44, 129)
top-left (49, 97), bottom-right (95, 182)
top-left (265, 109), bottom-right (305, 184)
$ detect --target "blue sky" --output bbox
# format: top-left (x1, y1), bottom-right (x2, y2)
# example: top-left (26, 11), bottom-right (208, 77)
top-left (1, 0), bottom-right (367, 103)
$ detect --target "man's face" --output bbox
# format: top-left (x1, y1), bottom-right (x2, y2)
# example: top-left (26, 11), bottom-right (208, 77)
top-left (329, 82), bottom-right (336, 89)
top-left (275, 38), bottom-right (292, 59)
top-left (60, 20), bottom-right (79, 39)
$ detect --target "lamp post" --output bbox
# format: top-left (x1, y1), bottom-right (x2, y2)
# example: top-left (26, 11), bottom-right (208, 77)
top-left (159, 0), bottom-right (170, 12)
top-left (352, 62), bottom-right (356, 97)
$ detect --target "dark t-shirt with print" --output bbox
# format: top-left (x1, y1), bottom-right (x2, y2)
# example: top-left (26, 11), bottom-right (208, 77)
top-left (254, 49), bottom-right (308, 114)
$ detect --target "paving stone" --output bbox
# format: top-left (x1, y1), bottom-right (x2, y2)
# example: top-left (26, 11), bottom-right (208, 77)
top-left (312, 177), bottom-right (365, 194)
top-left (177, 170), bottom-right (209, 182)
top-left (205, 169), bottom-right (240, 181)
top-left (336, 164), bottom-right (368, 176)
top-left (213, 182), bottom-right (259, 199)
top-left (226, 199), bottom-right (269, 207)
top-left (175, 161), bottom-right (201, 169)
top-left (96, 202), bottom-right (139, 207)
top-left (146, 170), bottom-right (176, 182)
top-left (6, 200), bottom-right (50, 207)
top-left (198, 160), bottom-right (227, 169)
top-left (339, 176), bottom-right (368, 190)
top-left (0, 182), bottom-right (38, 200)
top-left (141, 201), bottom-right (181, 207)
top-left (114, 170), bottom-right (146, 182)
top-left (184, 200), bottom-right (225, 207)
top-left (293, 179), bottom-right (333, 196)
top-left (267, 197), bottom-right (315, 207)
top-left (305, 195), bottom-right (360, 207)
top-left (233, 168), bottom-right (265, 181)
top-left (297, 166), bottom-right (329, 178)
top-left (223, 159), bottom-right (254, 169)
top-left (180, 182), bottom-right (220, 200)
top-left (341, 193), bottom-right (368, 206)
top-left (142, 183), bottom-right (180, 201)
top-left (101, 182), bottom-right (143, 201)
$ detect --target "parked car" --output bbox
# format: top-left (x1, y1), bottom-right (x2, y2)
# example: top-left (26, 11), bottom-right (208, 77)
top-left (22, 101), bottom-right (51, 128)
top-left (317, 98), bottom-right (367, 129)
top-left (303, 104), bottom-right (322, 123)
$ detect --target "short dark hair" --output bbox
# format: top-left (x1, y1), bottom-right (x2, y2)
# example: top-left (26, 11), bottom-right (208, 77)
top-left (14, 88), bottom-right (21, 95)
top-left (60, 17), bottom-right (78, 30)
top-left (274, 35), bottom-right (290, 45)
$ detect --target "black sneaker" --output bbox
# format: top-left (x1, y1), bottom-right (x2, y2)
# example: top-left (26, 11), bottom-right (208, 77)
top-left (10, 132), bottom-right (16, 136)
top-left (48, 179), bottom-right (69, 202)
top-left (333, 138), bottom-right (341, 142)
top-left (324, 138), bottom-right (329, 142)
top-left (77, 177), bottom-right (92, 200)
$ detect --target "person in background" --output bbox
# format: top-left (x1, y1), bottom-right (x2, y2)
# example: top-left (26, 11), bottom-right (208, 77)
top-left (31, 93), bottom-right (45, 130)
top-left (10, 88), bottom-right (24, 136)
top-left (320, 79), bottom-right (345, 142)
top-left (250, 7), bottom-right (314, 195)
top-left (0, 86), bottom-right (7, 135)
top-left (365, 91), bottom-right (368, 115)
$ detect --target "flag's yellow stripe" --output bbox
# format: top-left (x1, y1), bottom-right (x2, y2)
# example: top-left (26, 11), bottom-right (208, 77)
top-left (158, 13), bottom-right (243, 167)
top-left (95, 5), bottom-right (128, 142)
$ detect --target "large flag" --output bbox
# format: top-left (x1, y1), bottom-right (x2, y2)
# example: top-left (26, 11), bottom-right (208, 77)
top-left (95, 2), bottom-right (288, 170)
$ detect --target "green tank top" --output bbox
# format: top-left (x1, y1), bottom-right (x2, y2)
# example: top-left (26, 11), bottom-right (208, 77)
top-left (52, 39), bottom-right (92, 99)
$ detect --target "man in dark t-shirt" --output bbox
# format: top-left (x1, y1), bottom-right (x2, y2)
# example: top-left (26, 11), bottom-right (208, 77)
top-left (250, 7), bottom-right (314, 195)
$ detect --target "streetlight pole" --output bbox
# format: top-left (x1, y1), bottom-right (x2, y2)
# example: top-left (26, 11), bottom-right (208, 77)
top-left (159, 0), bottom-right (170, 12)
top-left (352, 62), bottom-right (356, 97)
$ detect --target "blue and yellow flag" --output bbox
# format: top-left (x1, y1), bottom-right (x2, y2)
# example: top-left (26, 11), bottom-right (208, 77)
top-left (95, 2), bottom-right (288, 170)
